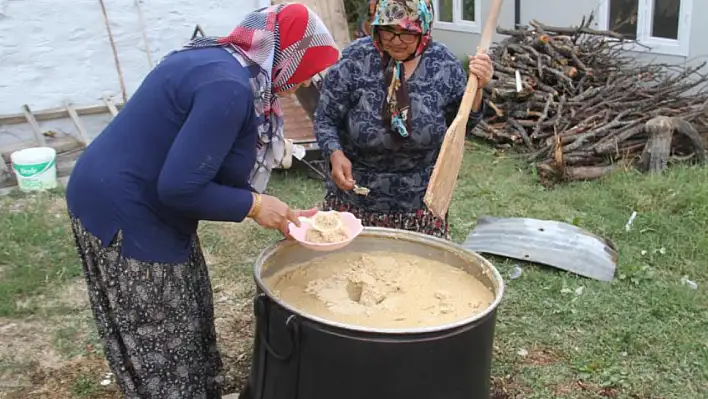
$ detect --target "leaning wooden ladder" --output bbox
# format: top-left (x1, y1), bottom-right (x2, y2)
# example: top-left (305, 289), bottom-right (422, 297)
top-left (0, 96), bottom-right (123, 195)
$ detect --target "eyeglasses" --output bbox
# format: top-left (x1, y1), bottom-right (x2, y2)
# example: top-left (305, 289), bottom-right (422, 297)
top-left (377, 28), bottom-right (420, 44)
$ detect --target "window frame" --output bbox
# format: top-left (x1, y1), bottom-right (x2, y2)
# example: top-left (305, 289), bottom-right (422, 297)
top-left (433, 0), bottom-right (482, 33)
top-left (596, 0), bottom-right (693, 57)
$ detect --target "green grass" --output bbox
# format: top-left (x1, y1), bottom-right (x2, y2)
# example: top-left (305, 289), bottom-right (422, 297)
top-left (71, 374), bottom-right (101, 397)
top-left (270, 143), bottom-right (708, 398)
top-left (1, 142), bottom-right (707, 398)
top-left (52, 314), bottom-right (102, 358)
top-left (0, 191), bottom-right (79, 317)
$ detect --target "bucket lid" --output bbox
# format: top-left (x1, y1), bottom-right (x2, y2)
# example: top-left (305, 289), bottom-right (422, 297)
top-left (10, 147), bottom-right (57, 164)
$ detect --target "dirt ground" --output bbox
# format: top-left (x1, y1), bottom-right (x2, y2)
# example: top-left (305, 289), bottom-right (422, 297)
top-left (0, 199), bottom-right (259, 398)
top-left (1, 259), bottom-right (256, 398)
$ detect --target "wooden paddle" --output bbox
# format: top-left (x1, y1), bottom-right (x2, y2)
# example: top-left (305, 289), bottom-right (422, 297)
top-left (424, 0), bottom-right (504, 219)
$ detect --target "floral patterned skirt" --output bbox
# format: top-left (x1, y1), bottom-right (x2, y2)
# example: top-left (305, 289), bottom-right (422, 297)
top-left (70, 215), bottom-right (223, 399)
top-left (321, 194), bottom-right (451, 240)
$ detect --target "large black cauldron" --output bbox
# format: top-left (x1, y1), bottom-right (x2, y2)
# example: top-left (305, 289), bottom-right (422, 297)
top-left (240, 228), bottom-right (505, 399)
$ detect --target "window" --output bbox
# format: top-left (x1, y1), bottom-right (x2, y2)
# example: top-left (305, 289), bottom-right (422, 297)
top-left (597, 0), bottom-right (692, 56)
top-left (434, 0), bottom-right (481, 33)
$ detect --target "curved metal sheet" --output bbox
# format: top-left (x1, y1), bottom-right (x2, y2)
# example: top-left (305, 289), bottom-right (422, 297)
top-left (463, 216), bottom-right (618, 282)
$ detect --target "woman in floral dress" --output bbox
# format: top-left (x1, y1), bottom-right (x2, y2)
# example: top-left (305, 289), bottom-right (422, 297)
top-left (66, 4), bottom-right (339, 398)
top-left (314, 0), bottom-right (494, 239)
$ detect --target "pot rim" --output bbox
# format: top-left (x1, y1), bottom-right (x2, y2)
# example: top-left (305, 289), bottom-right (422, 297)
top-left (253, 227), bottom-right (505, 335)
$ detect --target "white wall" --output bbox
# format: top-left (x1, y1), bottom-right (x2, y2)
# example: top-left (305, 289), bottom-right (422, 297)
top-left (437, 0), bottom-right (708, 68)
top-left (519, 0), bottom-right (708, 65)
top-left (0, 0), bottom-right (266, 148)
top-left (433, 0), bottom-right (516, 56)
top-left (0, 0), bottom-right (266, 115)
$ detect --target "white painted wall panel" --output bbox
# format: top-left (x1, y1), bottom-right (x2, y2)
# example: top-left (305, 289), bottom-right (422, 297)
top-left (0, 0), bottom-right (119, 114)
top-left (0, 0), bottom-right (263, 115)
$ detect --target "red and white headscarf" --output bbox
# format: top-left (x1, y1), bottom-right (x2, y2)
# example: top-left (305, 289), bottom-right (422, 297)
top-left (183, 3), bottom-right (339, 192)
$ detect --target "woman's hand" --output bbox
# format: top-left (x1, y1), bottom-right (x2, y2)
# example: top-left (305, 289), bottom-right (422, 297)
top-left (330, 150), bottom-right (355, 191)
top-left (250, 194), bottom-right (296, 229)
top-left (250, 194), bottom-right (318, 237)
top-left (468, 51), bottom-right (494, 87)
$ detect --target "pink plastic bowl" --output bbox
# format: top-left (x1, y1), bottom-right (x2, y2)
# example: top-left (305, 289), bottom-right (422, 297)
top-left (288, 212), bottom-right (364, 252)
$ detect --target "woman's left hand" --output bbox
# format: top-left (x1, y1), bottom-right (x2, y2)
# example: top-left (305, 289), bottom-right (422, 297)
top-left (468, 51), bottom-right (494, 87)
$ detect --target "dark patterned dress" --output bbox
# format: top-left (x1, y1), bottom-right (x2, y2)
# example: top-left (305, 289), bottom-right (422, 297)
top-left (314, 37), bottom-right (484, 239)
top-left (70, 215), bottom-right (223, 398)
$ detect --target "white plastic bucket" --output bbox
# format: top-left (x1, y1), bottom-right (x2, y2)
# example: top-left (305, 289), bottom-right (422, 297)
top-left (10, 147), bottom-right (58, 192)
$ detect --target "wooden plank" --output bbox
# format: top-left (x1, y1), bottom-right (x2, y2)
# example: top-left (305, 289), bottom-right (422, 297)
top-left (1, 135), bottom-right (82, 163)
top-left (21, 104), bottom-right (47, 146)
top-left (65, 102), bottom-right (91, 146)
top-left (102, 94), bottom-right (119, 117)
top-left (0, 102), bottom-right (124, 126)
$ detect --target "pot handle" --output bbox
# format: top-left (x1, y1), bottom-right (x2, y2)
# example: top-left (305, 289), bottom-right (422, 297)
top-left (254, 294), bottom-right (300, 361)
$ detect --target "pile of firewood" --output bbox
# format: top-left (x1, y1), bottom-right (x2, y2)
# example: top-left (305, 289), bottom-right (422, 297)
top-left (474, 14), bottom-right (708, 184)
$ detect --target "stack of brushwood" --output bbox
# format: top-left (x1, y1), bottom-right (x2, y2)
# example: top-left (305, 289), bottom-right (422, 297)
top-left (475, 14), bottom-right (708, 185)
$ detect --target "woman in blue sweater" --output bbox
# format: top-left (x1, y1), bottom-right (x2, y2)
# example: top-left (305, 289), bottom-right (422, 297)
top-left (65, 4), bottom-right (339, 398)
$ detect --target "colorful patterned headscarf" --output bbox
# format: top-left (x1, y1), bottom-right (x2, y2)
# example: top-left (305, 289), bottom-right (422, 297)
top-left (371, 0), bottom-right (434, 139)
top-left (181, 3), bottom-right (339, 192)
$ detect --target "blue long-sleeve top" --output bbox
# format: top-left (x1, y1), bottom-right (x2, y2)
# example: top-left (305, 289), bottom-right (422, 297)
top-left (66, 47), bottom-right (258, 263)
top-left (314, 37), bottom-right (485, 212)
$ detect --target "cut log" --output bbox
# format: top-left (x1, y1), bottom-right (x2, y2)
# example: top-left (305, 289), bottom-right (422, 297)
top-left (670, 118), bottom-right (707, 163)
top-left (641, 116), bottom-right (673, 173)
top-left (537, 162), bottom-right (619, 185)
top-left (640, 116), bottom-right (707, 173)
top-left (564, 165), bottom-right (619, 180)
top-left (474, 15), bottom-right (708, 184)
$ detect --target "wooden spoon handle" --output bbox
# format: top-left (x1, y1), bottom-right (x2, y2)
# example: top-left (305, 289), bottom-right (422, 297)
top-left (478, 0), bottom-right (504, 52)
top-left (456, 0), bottom-right (504, 119)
